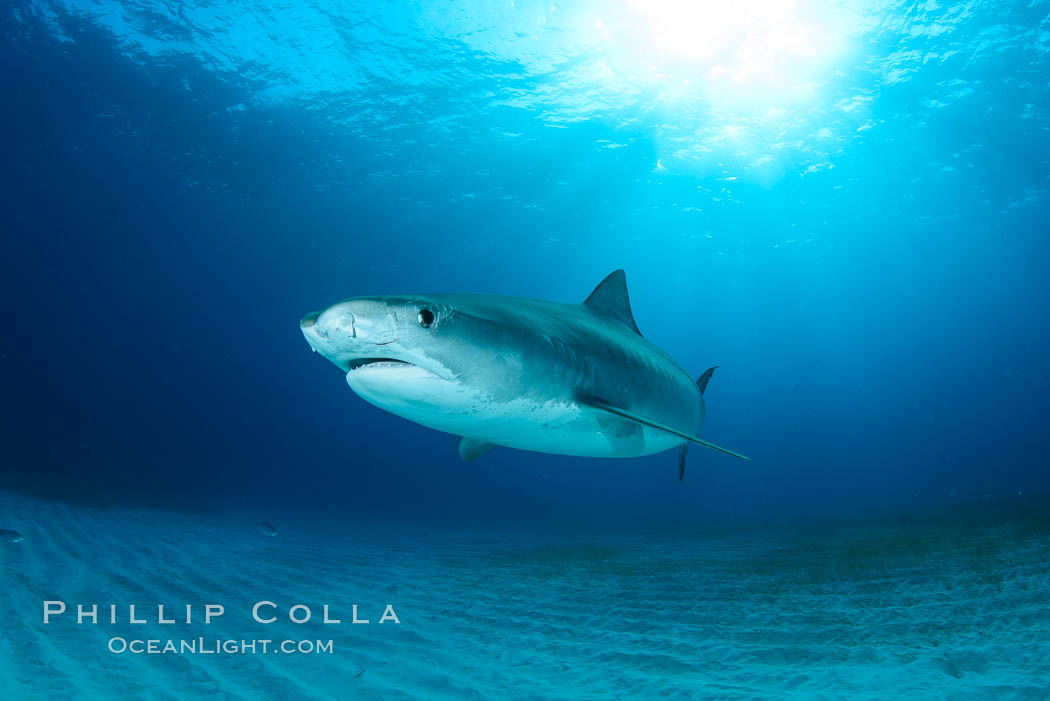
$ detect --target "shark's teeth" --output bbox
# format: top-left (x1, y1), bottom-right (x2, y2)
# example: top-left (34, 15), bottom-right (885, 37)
top-left (347, 358), bottom-right (414, 372)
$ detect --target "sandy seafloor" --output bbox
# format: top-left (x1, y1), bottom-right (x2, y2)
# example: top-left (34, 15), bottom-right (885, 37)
top-left (0, 490), bottom-right (1047, 700)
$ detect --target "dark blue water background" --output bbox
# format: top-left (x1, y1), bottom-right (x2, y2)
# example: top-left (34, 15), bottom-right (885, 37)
top-left (2, 0), bottom-right (1047, 529)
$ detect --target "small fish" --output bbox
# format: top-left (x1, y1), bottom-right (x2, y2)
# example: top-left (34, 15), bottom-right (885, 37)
top-left (0, 529), bottom-right (24, 543)
top-left (256, 521), bottom-right (278, 537)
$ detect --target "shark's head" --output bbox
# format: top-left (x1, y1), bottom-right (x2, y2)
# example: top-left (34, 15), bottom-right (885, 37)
top-left (301, 296), bottom-right (460, 378)
top-left (300, 295), bottom-right (534, 432)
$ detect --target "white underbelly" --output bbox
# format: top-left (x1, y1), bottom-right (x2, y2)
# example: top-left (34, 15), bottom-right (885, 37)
top-left (346, 366), bottom-right (683, 458)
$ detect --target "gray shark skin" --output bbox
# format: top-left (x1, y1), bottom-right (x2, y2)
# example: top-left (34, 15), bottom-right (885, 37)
top-left (301, 270), bottom-right (747, 474)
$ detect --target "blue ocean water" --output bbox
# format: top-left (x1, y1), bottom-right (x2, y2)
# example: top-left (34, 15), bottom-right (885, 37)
top-left (1, 1), bottom-right (1049, 698)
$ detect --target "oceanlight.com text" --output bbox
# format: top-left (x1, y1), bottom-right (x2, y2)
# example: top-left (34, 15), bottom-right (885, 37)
top-left (107, 637), bottom-right (334, 655)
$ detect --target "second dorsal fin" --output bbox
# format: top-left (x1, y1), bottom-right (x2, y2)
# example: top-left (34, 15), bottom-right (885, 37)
top-left (583, 270), bottom-right (642, 336)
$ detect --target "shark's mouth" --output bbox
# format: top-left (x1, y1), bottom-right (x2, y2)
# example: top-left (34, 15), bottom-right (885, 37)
top-left (344, 355), bottom-right (453, 381)
top-left (347, 357), bottom-right (415, 372)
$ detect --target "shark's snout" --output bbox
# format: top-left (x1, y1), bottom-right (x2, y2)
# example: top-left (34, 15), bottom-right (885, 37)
top-left (301, 300), bottom-right (402, 372)
top-left (301, 306), bottom-right (357, 343)
top-left (300, 311), bottom-right (328, 342)
top-left (317, 306), bottom-right (356, 339)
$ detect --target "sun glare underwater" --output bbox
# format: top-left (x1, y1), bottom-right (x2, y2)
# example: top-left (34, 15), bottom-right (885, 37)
top-left (2, 0), bottom-right (1050, 698)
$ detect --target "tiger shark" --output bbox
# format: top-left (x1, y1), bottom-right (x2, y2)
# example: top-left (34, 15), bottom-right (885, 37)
top-left (301, 270), bottom-right (747, 479)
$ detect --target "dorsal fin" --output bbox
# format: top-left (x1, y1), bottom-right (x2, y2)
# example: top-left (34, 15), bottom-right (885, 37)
top-left (583, 270), bottom-right (642, 336)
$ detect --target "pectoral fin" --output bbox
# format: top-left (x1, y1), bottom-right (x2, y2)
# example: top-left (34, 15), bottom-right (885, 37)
top-left (578, 395), bottom-right (750, 461)
top-left (458, 437), bottom-right (495, 461)
top-left (678, 444), bottom-right (689, 481)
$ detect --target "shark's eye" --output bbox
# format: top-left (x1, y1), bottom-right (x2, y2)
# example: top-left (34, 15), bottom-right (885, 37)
top-left (417, 308), bottom-right (435, 328)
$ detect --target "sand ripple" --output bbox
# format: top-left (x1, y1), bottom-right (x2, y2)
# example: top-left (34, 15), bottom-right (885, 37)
top-left (1, 492), bottom-right (1048, 699)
